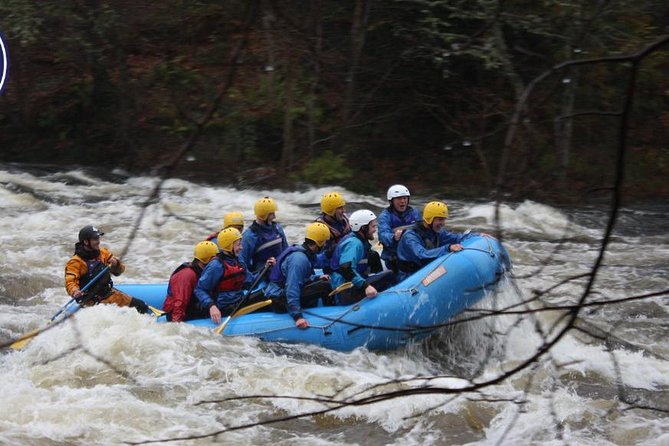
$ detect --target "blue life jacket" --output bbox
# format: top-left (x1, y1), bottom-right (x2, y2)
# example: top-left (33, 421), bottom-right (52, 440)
top-left (397, 222), bottom-right (442, 273)
top-left (268, 245), bottom-right (307, 286)
top-left (250, 222), bottom-right (284, 266)
top-left (387, 206), bottom-right (418, 233)
top-left (330, 232), bottom-right (369, 276)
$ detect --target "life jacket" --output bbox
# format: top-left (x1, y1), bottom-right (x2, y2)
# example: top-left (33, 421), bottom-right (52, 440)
top-left (330, 232), bottom-right (370, 277)
top-left (386, 206), bottom-right (418, 236)
top-left (268, 245), bottom-right (308, 287)
top-left (250, 222), bottom-right (284, 265)
top-left (315, 214), bottom-right (351, 243)
top-left (80, 259), bottom-right (113, 298)
top-left (215, 254), bottom-right (246, 292)
top-left (397, 222), bottom-right (440, 273)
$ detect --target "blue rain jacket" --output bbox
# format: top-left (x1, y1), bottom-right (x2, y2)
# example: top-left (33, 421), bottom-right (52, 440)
top-left (264, 245), bottom-right (319, 320)
top-left (330, 232), bottom-right (371, 291)
top-left (240, 221), bottom-right (288, 272)
top-left (396, 223), bottom-right (472, 280)
top-left (378, 206), bottom-right (421, 261)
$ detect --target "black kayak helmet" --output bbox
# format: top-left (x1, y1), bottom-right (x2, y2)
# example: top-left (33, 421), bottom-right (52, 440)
top-left (78, 225), bottom-right (105, 242)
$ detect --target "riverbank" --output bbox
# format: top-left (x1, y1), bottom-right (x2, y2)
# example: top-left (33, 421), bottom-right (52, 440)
top-left (3, 154), bottom-right (666, 208)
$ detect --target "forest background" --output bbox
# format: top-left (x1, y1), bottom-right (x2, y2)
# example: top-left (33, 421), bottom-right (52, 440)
top-left (0, 0), bottom-right (667, 203)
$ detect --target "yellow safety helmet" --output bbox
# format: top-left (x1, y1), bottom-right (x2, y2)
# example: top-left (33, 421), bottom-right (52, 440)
top-left (320, 192), bottom-right (346, 217)
top-left (223, 211), bottom-right (244, 230)
top-left (305, 222), bottom-right (331, 248)
top-left (194, 241), bottom-right (219, 264)
top-left (217, 228), bottom-right (242, 253)
top-left (423, 201), bottom-right (449, 224)
top-left (254, 197), bottom-right (278, 220)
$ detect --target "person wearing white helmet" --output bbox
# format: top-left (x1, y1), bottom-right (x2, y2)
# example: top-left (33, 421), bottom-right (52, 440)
top-left (378, 184), bottom-right (421, 277)
top-left (396, 201), bottom-right (474, 281)
top-left (329, 210), bottom-right (395, 305)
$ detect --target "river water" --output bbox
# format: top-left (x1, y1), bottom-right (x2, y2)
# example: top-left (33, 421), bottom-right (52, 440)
top-left (0, 163), bottom-right (667, 445)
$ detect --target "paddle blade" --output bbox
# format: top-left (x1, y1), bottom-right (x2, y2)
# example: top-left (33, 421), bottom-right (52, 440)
top-left (328, 281), bottom-right (353, 297)
top-left (213, 299), bottom-right (273, 335)
top-left (213, 316), bottom-right (232, 335)
top-left (9, 328), bottom-right (42, 350)
top-left (233, 299), bottom-right (272, 317)
top-left (148, 306), bottom-right (166, 317)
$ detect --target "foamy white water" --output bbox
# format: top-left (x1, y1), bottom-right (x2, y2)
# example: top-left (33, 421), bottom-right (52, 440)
top-left (0, 164), bottom-right (667, 445)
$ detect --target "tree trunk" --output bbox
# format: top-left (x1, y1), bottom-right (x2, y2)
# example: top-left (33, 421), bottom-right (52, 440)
top-left (340, 0), bottom-right (371, 125)
top-left (306, 0), bottom-right (323, 157)
top-left (555, 68), bottom-right (578, 188)
top-left (281, 63), bottom-right (295, 171)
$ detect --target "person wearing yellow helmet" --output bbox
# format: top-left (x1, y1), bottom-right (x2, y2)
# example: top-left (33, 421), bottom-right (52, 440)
top-left (396, 201), bottom-right (473, 281)
top-left (65, 225), bottom-right (150, 313)
top-left (316, 191), bottom-right (351, 250)
top-left (329, 210), bottom-right (395, 305)
top-left (377, 184), bottom-right (421, 276)
top-left (162, 240), bottom-right (219, 322)
top-left (194, 228), bottom-right (274, 324)
top-left (264, 222), bottom-right (332, 329)
top-left (240, 197), bottom-right (288, 273)
top-left (205, 211), bottom-right (245, 247)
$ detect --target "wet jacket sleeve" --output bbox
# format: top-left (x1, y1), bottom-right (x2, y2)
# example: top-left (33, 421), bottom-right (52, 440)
top-left (165, 268), bottom-right (198, 322)
top-left (100, 247), bottom-right (124, 276)
top-left (438, 229), bottom-right (470, 246)
top-left (338, 238), bottom-right (367, 289)
top-left (283, 253), bottom-right (312, 320)
top-left (245, 267), bottom-right (261, 289)
top-left (314, 251), bottom-right (330, 270)
top-left (277, 224), bottom-right (289, 253)
top-left (240, 229), bottom-right (257, 271)
top-left (377, 210), bottom-right (395, 250)
top-left (194, 260), bottom-right (224, 309)
top-left (397, 230), bottom-right (450, 265)
top-left (64, 256), bottom-right (86, 296)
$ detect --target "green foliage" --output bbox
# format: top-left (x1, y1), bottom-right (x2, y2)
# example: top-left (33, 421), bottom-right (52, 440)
top-left (0, 1), bottom-right (667, 200)
top-left (296, 151), bottom-right (353, 185)
top-left (0, 1), bottom-right (44, 46)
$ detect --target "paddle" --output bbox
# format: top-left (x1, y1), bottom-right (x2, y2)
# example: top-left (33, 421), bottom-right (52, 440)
top-left (213, 263), bottom-right (271, 335)
top-left (328, 281), bottom-right (353, 297)
top-left (50, 266), bottom-right (111, 321)
top-left (233, 299), bottom-right (273, 317)
top-left (9, 266), bottom-right (111, 350)
top-left (148, 306), bottom-right (166, 317)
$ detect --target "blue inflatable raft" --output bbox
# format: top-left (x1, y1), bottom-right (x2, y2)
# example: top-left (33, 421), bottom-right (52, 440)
top-left (116, 235), bottom-right (510, 352)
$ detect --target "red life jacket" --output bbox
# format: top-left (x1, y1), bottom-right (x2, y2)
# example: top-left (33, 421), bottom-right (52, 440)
top-left (216, 256), bottom-right (246, 292)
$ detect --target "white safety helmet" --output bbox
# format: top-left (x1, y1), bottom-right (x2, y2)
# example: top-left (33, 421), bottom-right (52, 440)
top-left (349, 209), bottom-right (377, 232)
top-left (387, 184), bottom-right (410, 201)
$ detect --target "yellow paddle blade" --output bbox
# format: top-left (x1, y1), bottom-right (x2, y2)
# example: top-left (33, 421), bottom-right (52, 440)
top-left (233, 299), bottom-right (273, 317)
top-left (148, 306), bottom-right (166, 317)
top-left (328, 281), bottom-right (353, 297)
top-left (213, 316), bottom-right (231, 335)
top-left (213, 299), bottom-right (273, 335)
top-left (9, 327), bottom-right (42, 350)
